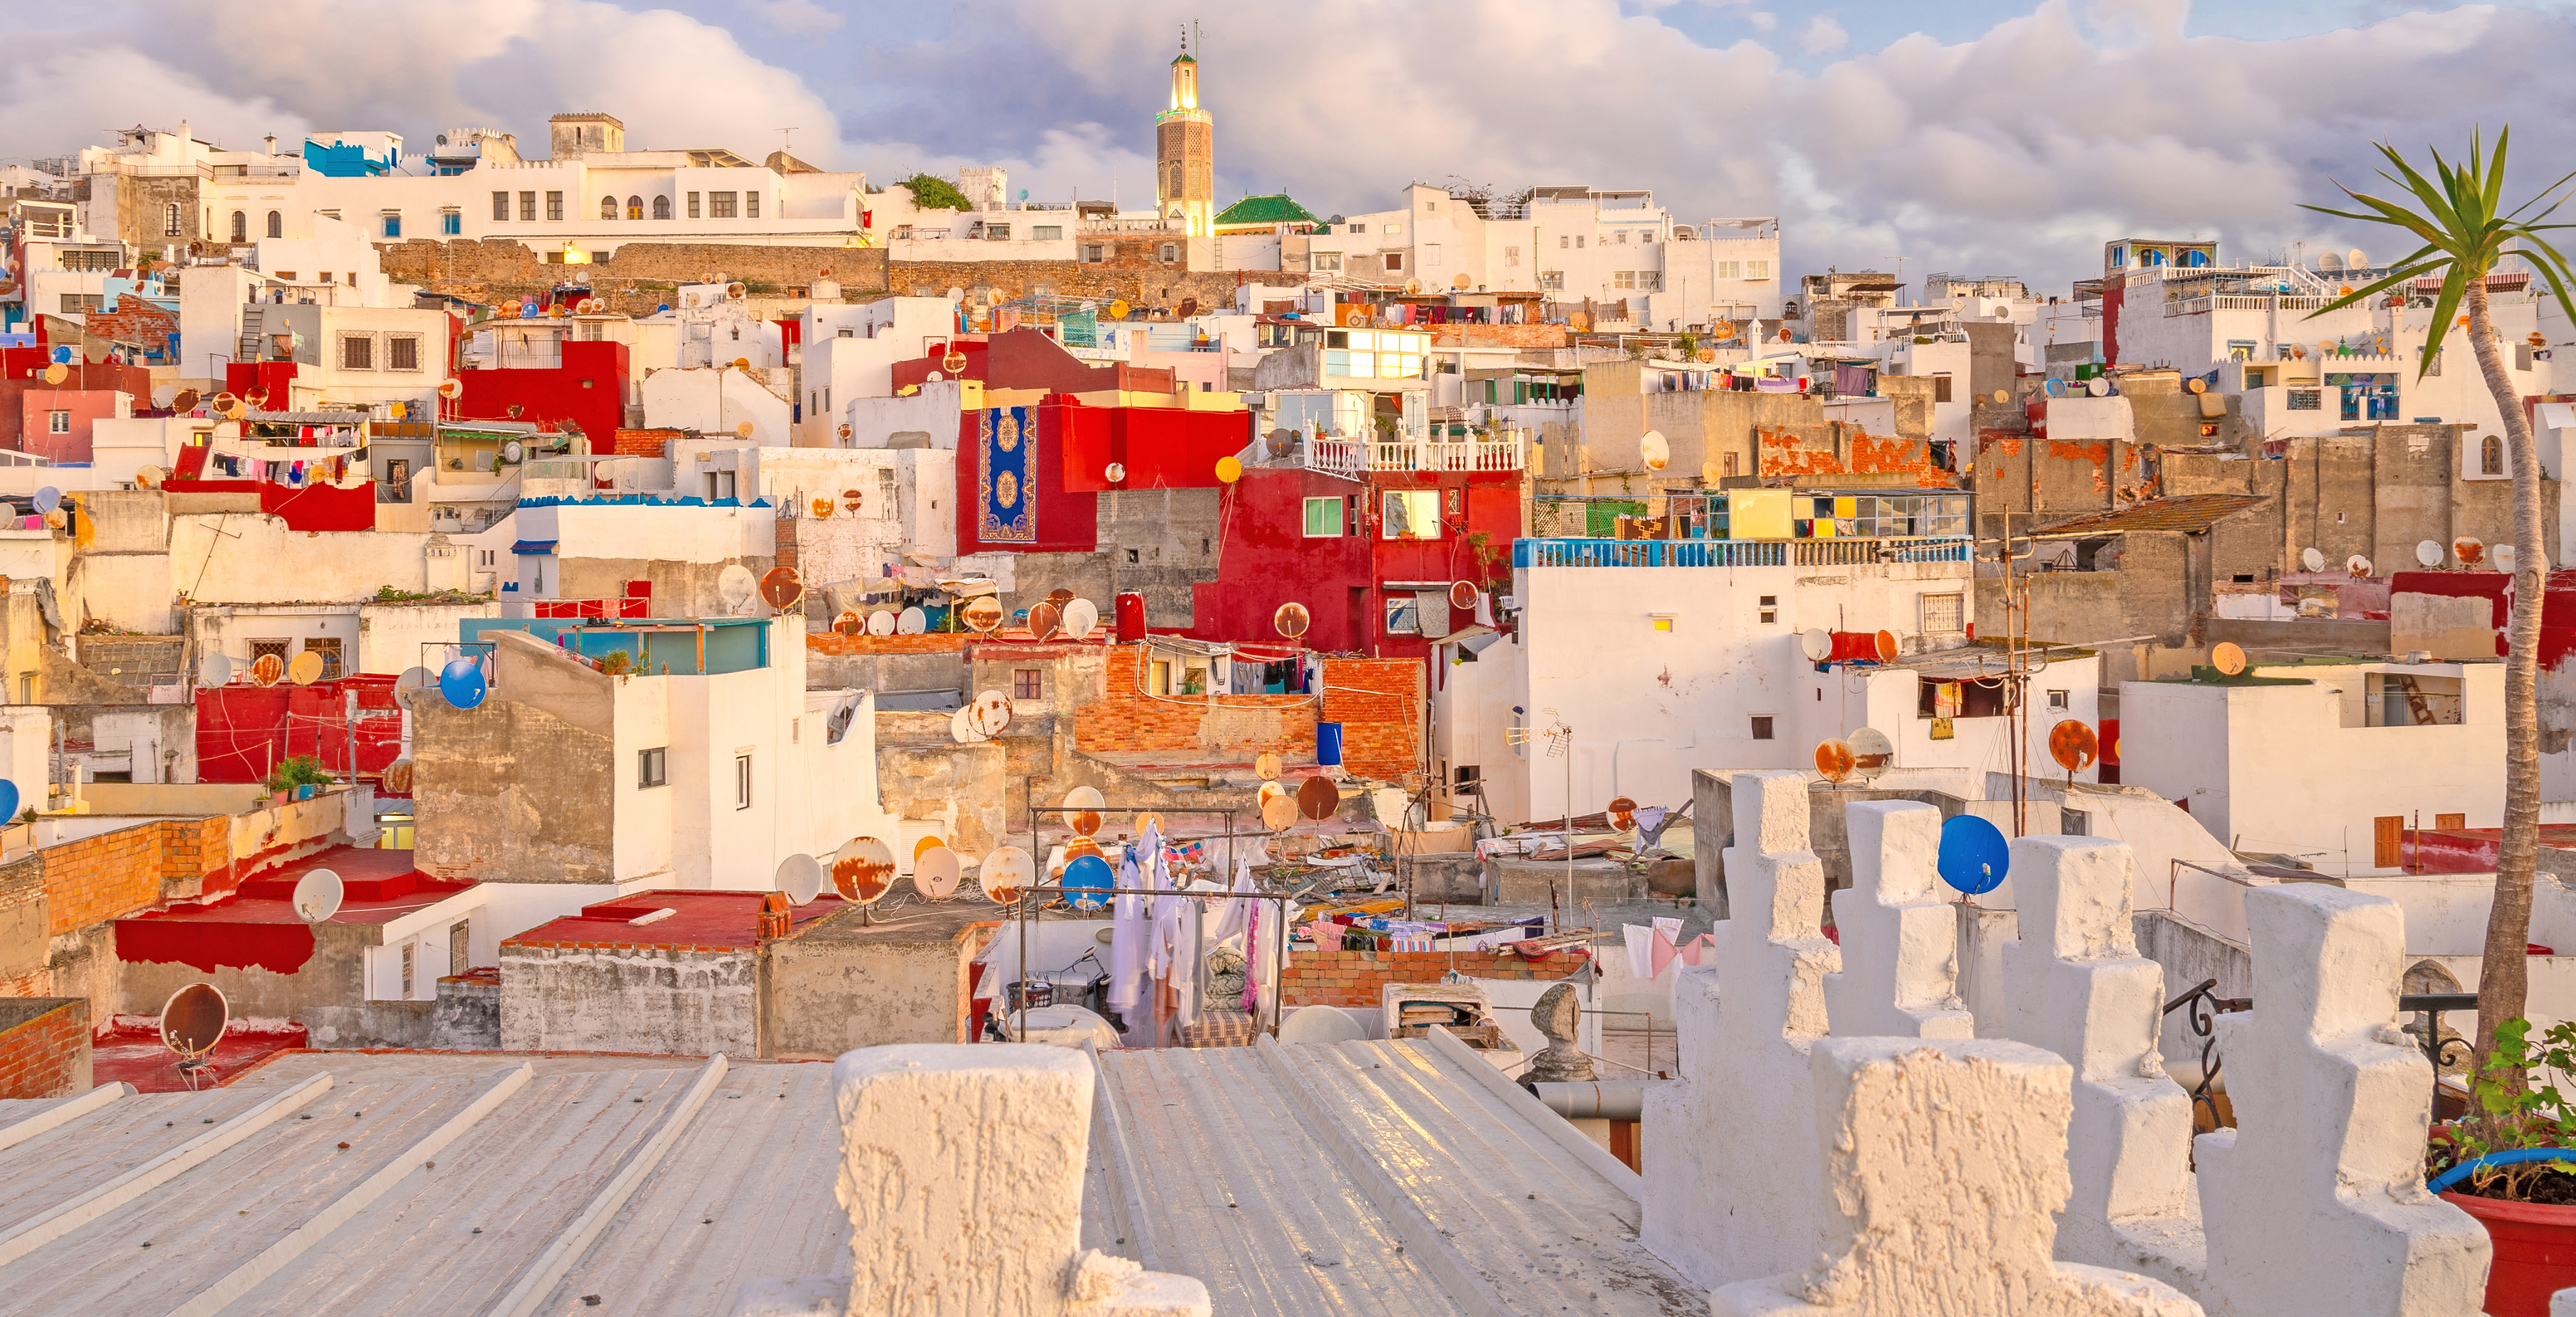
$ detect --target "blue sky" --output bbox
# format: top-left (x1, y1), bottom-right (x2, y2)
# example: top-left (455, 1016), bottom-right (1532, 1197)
top-left (7, 1), bottom-right (2575, 290)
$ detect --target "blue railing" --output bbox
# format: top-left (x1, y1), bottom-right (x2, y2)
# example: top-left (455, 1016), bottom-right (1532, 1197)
top-left (1511, 536), bottom-right (1971, 568)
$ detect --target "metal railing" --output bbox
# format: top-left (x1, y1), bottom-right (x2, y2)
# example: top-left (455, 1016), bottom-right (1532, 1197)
top-left (1305, 433), bottom-right (1525, 477)
top-left (2163, 978), bottom-right (2476, 1127)
top-left (1512, 535), bottom-right (1971, 568)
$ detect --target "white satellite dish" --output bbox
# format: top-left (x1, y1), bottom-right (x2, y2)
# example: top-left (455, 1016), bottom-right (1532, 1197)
top-left (198, 653), bottom-right (234, 688)
top-left (717, 563), bottom-right (758, 611)
top-left (1061, 598), bottom-right (1099, 640)
top-left (1799, 627), bottom-right (1832, 661)
top-left (290, 868), bottom-right (343, 923)
top-left (896, 606), bottom-right (926, 635)
top-left (2417, 539), bottom-right (2446, 568)
top-left (2086, 377), bottom-right (2110, 397)
top-left (1062, 785), bottom-right (1106, 812)
top-left (2346, 554), bottom-right (2374, 578)
top-left (2318, 251), bottom-right (2345, 272)
top-left (2300, 546), bottom-right (2325, 573)
top-left (1993, 304), bottom-right (2015, 319)
top-left (1847, 727), bottom-right (1895, 781)
top-left (2348, 248), bottom-right (2369, 270)
top-left (914, 846), bottom-right (964, 898)
top-left (980, 846), bottom-right (1035, 903)
top-left (2498, 545), bottom-right (2520, 573)
top-left (1639, 430), bottom-right (1670, 472)
top-left (867, 609), bottom-right (896, 636)
top-left (502, 440), bottom-right (524, 464)
top-left (776, 853), bottom-right (824, 905)
top-left (949, 705), bottom-right (985, 744)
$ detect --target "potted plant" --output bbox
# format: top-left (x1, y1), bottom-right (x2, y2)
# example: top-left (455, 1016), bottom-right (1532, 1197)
top-left (2427, 1017), bottom-right (2576, 1315)
top-left (263, 755), bottom-right (334, 803)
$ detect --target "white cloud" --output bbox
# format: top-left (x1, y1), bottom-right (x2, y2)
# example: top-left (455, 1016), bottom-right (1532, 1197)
top-left (743, 0), bottom-right (843, 35)
top-left (1748, 11), bottom-right (1777, 32)
top-left (1803, 15), bottom-right (1848, 53)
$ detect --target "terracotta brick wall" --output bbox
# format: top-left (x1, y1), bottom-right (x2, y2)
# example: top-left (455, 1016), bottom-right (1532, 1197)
top-left (1076, 646), bottom-right (1317, 759)
top-left (1425, 323), bottom-right (1569, 349)
top-left (44, 822), bottom-right (166, 935)
top-left (1319, 659), bottom-right (1423, 780)
top-left (87, 293), bottom-right (178, 357)
top-left (806, 632), bottom-right (971, 656)
top-left (0, 998), bottom-right (89, 1099)
top-left (1281, 948), bottom-right (1588, 1008)
top-left (160, 817), bottom-right (229, 888)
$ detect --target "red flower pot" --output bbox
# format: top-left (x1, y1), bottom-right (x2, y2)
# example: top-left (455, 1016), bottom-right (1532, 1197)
top-left (2442, 1190), bottom-right (2576, 1315)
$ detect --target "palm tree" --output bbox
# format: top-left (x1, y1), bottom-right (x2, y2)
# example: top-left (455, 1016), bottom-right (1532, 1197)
top-left (2308, 129), bottom-right (2576, 1075)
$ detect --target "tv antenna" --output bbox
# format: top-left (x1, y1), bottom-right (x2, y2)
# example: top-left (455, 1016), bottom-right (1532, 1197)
top-left (1505, 711), bottom-right (1576, 933)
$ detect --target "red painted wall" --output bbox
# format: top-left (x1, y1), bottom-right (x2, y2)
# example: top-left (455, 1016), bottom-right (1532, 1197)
top-left (222, 360), bottom-right (300, 408)
top-left (195, 676), bottom-right (404, 783)
top-left (17, 389), bottom-right (123, 463)
top-left (0, 351), bottom-right (152, 451)
top-left (453, 340), bottom-right (629, 452)
top-left (890, 329), bottom-right (1178, 396)
top-left (2100, 280), bottom-right (2126, 365)
top-left (953, 401), bottom-right (1100, 554)
top-left (1060, 402), bottom-right (1250, 492)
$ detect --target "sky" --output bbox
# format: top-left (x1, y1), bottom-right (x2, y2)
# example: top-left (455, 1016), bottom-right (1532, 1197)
top-left (4, 1), bottom-right (2575, 291)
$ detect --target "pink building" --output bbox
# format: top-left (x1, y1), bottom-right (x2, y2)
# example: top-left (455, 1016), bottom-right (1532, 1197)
top-left (17, 388), bottom-right (130, 463)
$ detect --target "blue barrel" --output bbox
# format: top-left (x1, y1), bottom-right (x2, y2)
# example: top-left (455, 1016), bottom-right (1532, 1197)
top-left (1315, 721), bottom-right (1344, 767)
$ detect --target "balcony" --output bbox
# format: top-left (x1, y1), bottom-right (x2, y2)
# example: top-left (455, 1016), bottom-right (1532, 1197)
top-left (1513, 536), bottom-right (1970, 568)
top-left (1305, 432), bottom-right (1524, 478)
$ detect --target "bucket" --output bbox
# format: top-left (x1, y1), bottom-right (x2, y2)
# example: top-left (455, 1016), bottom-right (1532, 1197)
top-left (1315, 721), bottom-right (1344, 767)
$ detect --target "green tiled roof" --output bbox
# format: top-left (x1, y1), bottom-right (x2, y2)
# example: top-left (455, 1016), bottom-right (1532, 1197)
top-left (1214, 193), bottom-right (1320, 227)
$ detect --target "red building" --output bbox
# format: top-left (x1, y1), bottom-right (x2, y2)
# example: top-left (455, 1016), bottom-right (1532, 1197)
top-left (195, 676), bottom-right (405, 786)
top-left (451, 339), bottom-right (631, 452)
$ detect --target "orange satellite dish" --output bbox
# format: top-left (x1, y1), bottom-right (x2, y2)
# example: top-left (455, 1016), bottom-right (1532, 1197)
top-left (759, 567), bottom-right (804, 610)
top-left (1873, 630), bottom-right (1899, 662)
top-left (831, 837), bottom-right (897, 904)
top-left (1606, 796), bottom-right (1638, 831)
top-left (2048, 719), bottom-right (2100, 773)
top-left (1814, 738), bottom-right (1856, 783)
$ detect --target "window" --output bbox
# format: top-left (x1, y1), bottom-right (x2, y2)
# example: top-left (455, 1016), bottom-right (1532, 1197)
top-left (983, 223), bottom-right (1009, 240)
top-left (2286, 388), bottom-right (2322, 411)
top-left (1559, 235), bottom-right (1569, 249)
top-left (710, 192), bottom-right (738, 217)
top-left (1013, 668), bottom-right (1042, 700)
top-left (1719, 261), bottom-right (1742, 279)
top-left (734, 753), bottom-right (753, 809)
top-left (1081, 244), bottom-right (1105, 263)
top-left (46, 410), bottom-right (69, 435)
top-left (1304, 495), bottom-right (1344, 537)
top-left (1933, 374), bottom-right (1953, 402)
top-left (687, 192), bottom-right (700, 219)
top-left (2046, 689), bottom-right (2070, 710)
top-left (492, 191), bottom-right (510, 222)
top-left (876, 467), bottom-right (897, 519)
top-left (1423, 242), bottom-right (1442, 265)
top-left (440, 207), bottom-right (461, 235)
top-left (1641, 271), bottom-right (1662, 291)
top-left (637, 747), bottom-right (667, 788)
top-left (449, 920), bottom-right (471, 976)
top-left (520, 192), bottom-right (537, 222)
top-left (1349, 222), bottom-right (1366, 234)
top-left (1539, 271), bottom-right (1564, 290)
top-left (1920, 593), bottom-right (1964, 632)
top-left (653, 194), bottom-right (671, 219)
top-left (600, 195), bottom-right (617, 220)
top-left (401, 942), bottom-right (415, 1000)
top-left (1032, 225), bottom-right (1062, 241)
top-left (1642, 228), bottom-right (1656, 243)
top-left (1750, 715), bottom-right (1775, 740)
top-left (388, 335), bottom-right (422, 371)
top-left (1313, 251), bottom-right (1343, 272)
top-left (1748, 260), bottom-right (1772, 280)
top-left (1615, 230), bottom-right (1628, 245)
top-left (2482, 434), bottom-right (2505, 476)
top-left (1385, 596), bottom-right (1422, 635)
top-left (1384, 251), bottom-right (1403, 272)
top-left (1577, 235), bottom-right (1587, 248)
top-left (1159, 243), bottom-right (1178, 262)
top-left (745, 193), bottom-right (759, 218)
top-left (58, 294), bottom-right (100, 314)
top-left (305, 638), bottom-right (344, 680)
top-left (1505, 246), bottom-right (1519, 267)
top-left (341, 335), bottom-right (373, 370)
top-left (230, 210), bottom-right (246, 242)
top-left (627, 195), bottom-right (644, 221)
top-left (1381, 490), bottom-right (1441, 540)
top-left (1759, 594), bottom-right (1778, 625)
top-left (163, 202), bottom-right (183, 237)
top-left (1614, 271), bottom-right (1637, 290)
top-left (382, 212), bottom-right (401, 238)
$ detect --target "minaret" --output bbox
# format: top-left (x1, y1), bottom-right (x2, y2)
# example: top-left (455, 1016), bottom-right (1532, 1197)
top-left (1155, 29), bottom-right (1214, 237)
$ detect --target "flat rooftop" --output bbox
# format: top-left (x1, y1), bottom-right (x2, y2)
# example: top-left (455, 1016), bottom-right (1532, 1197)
top-left (117, 846), bottom-right (471, 931)
top-left (506, 889), bottom-right (846, 952)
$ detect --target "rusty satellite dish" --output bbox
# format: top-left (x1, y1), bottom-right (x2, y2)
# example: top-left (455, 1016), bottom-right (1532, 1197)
top-left (2456, 537), bottom-right (2486, 567)
top-left (1255, 751), bottom-right (1282, 782)
top-left (380, 759), bottom-right (414, 795)
top-left (1261, 794), bottom-right (1300, 832)
top-left (834, 610), bottom-right (863, 635)
top-left (2212, 641), bottom-right (2248, 676)
top-left (1061, 598), bottom-right (1100, 640)
top-left (1027, 601), bottom-right (1061, 641)
top-left (172, 388), bottom-right (201, 413)
top-left (250, 653), bottom-right (285, 687)
top-left (914, 846), bottom-right (964, 898)
top-left (759, 566), bottom-right (804, 611)
top-left (1847, 727), bottom-right (1895, 780)
top-left (970, 689), bottom-right (1012, 738)
top-left (1448, 580), bottom-right (1480, 612)
top-left (1070, 810), bottom-right (1104, 838)
top-left (961, 596), bottom-right (1006, 633)
top-left (1274, 602), bottom-right (1311, 641)
top-left (1046, 588), bottom-right (1076, 607)
top-left (291, 869), bottom-right (343, 923)
top-left (949, 705), bottom-right (983, 744)
top-left (1296, 775), bottom-right (1340, 822)
top-left (776, 853), bottom-right (824, 905)
top-left (1814, 738), bottom-right (1856, 784)
top-left (831, 836), bottom-right (898, 905)
top-left (1639, 429), bottom-right (1670, 472)
top-left (2049, 719), bottom-right (2100, 773)
top-left (980, 845), bottom-right (1034, 903)
top-left (1607, 796), bottom-right (1638, 831)
top-left (160, 982), bottom-right (229, 1089)
top-left (2347, 554), bottom-right (2374, 578)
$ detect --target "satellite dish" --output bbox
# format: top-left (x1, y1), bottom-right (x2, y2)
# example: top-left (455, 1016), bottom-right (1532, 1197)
top-left (1215, 456), bottom-right (1243, 484)
top-left (1448, 580), bottom-right (1480, 612)
top-left (896, 606), bottom-right (925, 635)
top-left (173, 388), bottom-right (201, 412)
top-left (198, 653), bottom-right (234, 688)
top-left (2318, 251), bottom-right (2344, 272)
top-left (1261, 794), bottom-right (1300, 832)
top-left (2049, 720), bottom-right (2100, 773)
top-left (152, 385), bottom-right (177, 407)
top-left (971, 689), bottom-right (1012, 737)
top-left (915, 846), bottom-right (964, 899)
top-left (834, 610), bottom-right (863, 635)
top-left (393, 665), bottom-right (433, 705)
top-left (1297, 775), bottom-right (1340, 821)
top-left (1062, 785), bottom-right (1106, 813)
top-left (776, 853), bottom-right (824, 905)
top-left (1936, 815), bottom-right (2010, 895)
top-left (2187, 377), bottom-right (2208, 395)
top-left (32, 487), bottom-right (60, 514)
top-left (759, 566), bottom-right (804, 610)
top-left (159, 983), bottom-right (229, 1065)
top-left (2347, 554), bottom-right (2374, 578)
top-left (291, 869), bottom-right (344, 923)
top-left (1874, 630), bottom-right (1899, 662)
top-left (868, 609), bottom-right (896, 636)
top-left (1257, 780), bottom-right (1288, 808)
top-left (980, 845), bottom-right (1034, 903)
top-left (1255, 751), bottom-right (1282, 782)
top-left (831, 837), bottom-right (898, 904)
top-left (2500, 545), bottom-right (2525, 573)
top-left (439, 655), bottom-right (487, 709)
top-left (41, 363), bottom-right (66, 385)
top-left (1814, 738), bottom-right (1856, 783)
top-left (1027, 601), bottom-right (1061, 641)
top-left (2086, 378), bottom-right (2110, 398)
top-left (437, 378), bottom-right (463, 400)
top-left (1800, 627), bottom-right (1832, 661)
top-left (135, 465), bottom-right (164, 489)
top-left (287, 651), bottom-right (324, 685)
top-left (1064, 854), bottom-right (1114, 910)
top-left (961, 596), bottom-right (1005, 633)
top-left (1639, 430), bottom-right (1670, 472)
top-left (734, 422), bottom-right (756, 440)
top-left (2348, 248), bottom-right (2368, 270)
top-left (2212, 641), bottom-right (2248, 676)
top-left (250, 653), bottom-right (285, 687)
top-left (1062, 598), bottom-right (1099, 640)
top-left (2300, 546), bottom-right (2325, 573)
top-left (1848, 727), bottom-right (1894, 780)
top-left (1105, 461), bottom-right (1127, 485)
top-left (380, 760), bottom-right (413, 795)
top-left (1274, 601), bottom-right (1311, 640)
top-left (2456, 537), bottom-right (2487, 566)
top-left (2417, 539), bottom-right (2447, 568)
top-left (1108, 300), bottom-right (1131, 320)
top-left (1993, 390), bottom-right (2011, 404)
top-left (717, 564), bottom-right (758, 611)
top-left (949, 706), bottom-right (983, 744)
top-left (1046, 588), bottom-right (1076, 607)
top-left (502, 440), bottom-right (524, 464)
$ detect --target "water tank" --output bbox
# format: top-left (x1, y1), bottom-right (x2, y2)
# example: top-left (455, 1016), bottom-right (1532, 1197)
top-left (1115, 592), bottom-right (1147, 642)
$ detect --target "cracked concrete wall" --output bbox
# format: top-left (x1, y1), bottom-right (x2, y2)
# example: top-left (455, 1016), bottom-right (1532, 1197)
top-left (500, 942), bottom-right (757, 1054)
top-left (411, 632), bottom-right (616, 883)
top-left (877, 742), bottom-right (1006, 861)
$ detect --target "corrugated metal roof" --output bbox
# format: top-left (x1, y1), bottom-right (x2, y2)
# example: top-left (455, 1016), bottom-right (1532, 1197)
top-left (2032, 493), bottom-right (2267, 539)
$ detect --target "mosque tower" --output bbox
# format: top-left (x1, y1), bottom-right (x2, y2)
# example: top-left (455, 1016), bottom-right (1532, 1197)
top-left (1155, 29), bottom-right (1214, 237)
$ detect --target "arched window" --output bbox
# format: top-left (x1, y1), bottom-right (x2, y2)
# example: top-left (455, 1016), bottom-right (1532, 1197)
top-left (1168, 163), bottom-right (1183, 196)
top-left (266, 211), bottom-right (281, 239)
top-left (652, 195), bottom-right (671, 219)
top-left (229, 211), bottom-right (246, 242)
top-left (163, 202), bottom-right (182, 237)
top-left (600, 195), bottom-right (617, 220)
top-left (2483, 434), bottom-right (2505, 476)
top-left (626, 195), bottom-right (643, 221)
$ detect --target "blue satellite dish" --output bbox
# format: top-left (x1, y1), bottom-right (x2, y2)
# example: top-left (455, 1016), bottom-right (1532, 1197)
top-left (1063, 854), bottom-right (1113, 910)
top-left (32, 486), bottom-right (60, 514)
top-left (438, 656), bottom-right (487, 710)
top-left (0, 779), bottom-right (22, 821)
top-left (48, 346), bottom-right (70, 364)
top-left (1017, 188), bottom-right (1029, 200)
top-left (1937, 815), bottom-right (2010, 895)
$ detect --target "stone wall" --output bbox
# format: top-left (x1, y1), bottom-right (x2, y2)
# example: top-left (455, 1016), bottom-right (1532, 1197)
top-left (498, 940), bottom-right (758, 1055)
top-left (0, 997), bottom-right (89, 1098)
top-left (1281, 946), bottom-right (1588, 1007)
top-left (377, 238), bottom-right (893, 312)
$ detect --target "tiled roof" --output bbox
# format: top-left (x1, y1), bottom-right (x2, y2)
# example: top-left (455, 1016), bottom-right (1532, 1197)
top-left (1213, 193), bottom-right (1320, 227)
top-left (2032, 493), bottom-right (2267, 538)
